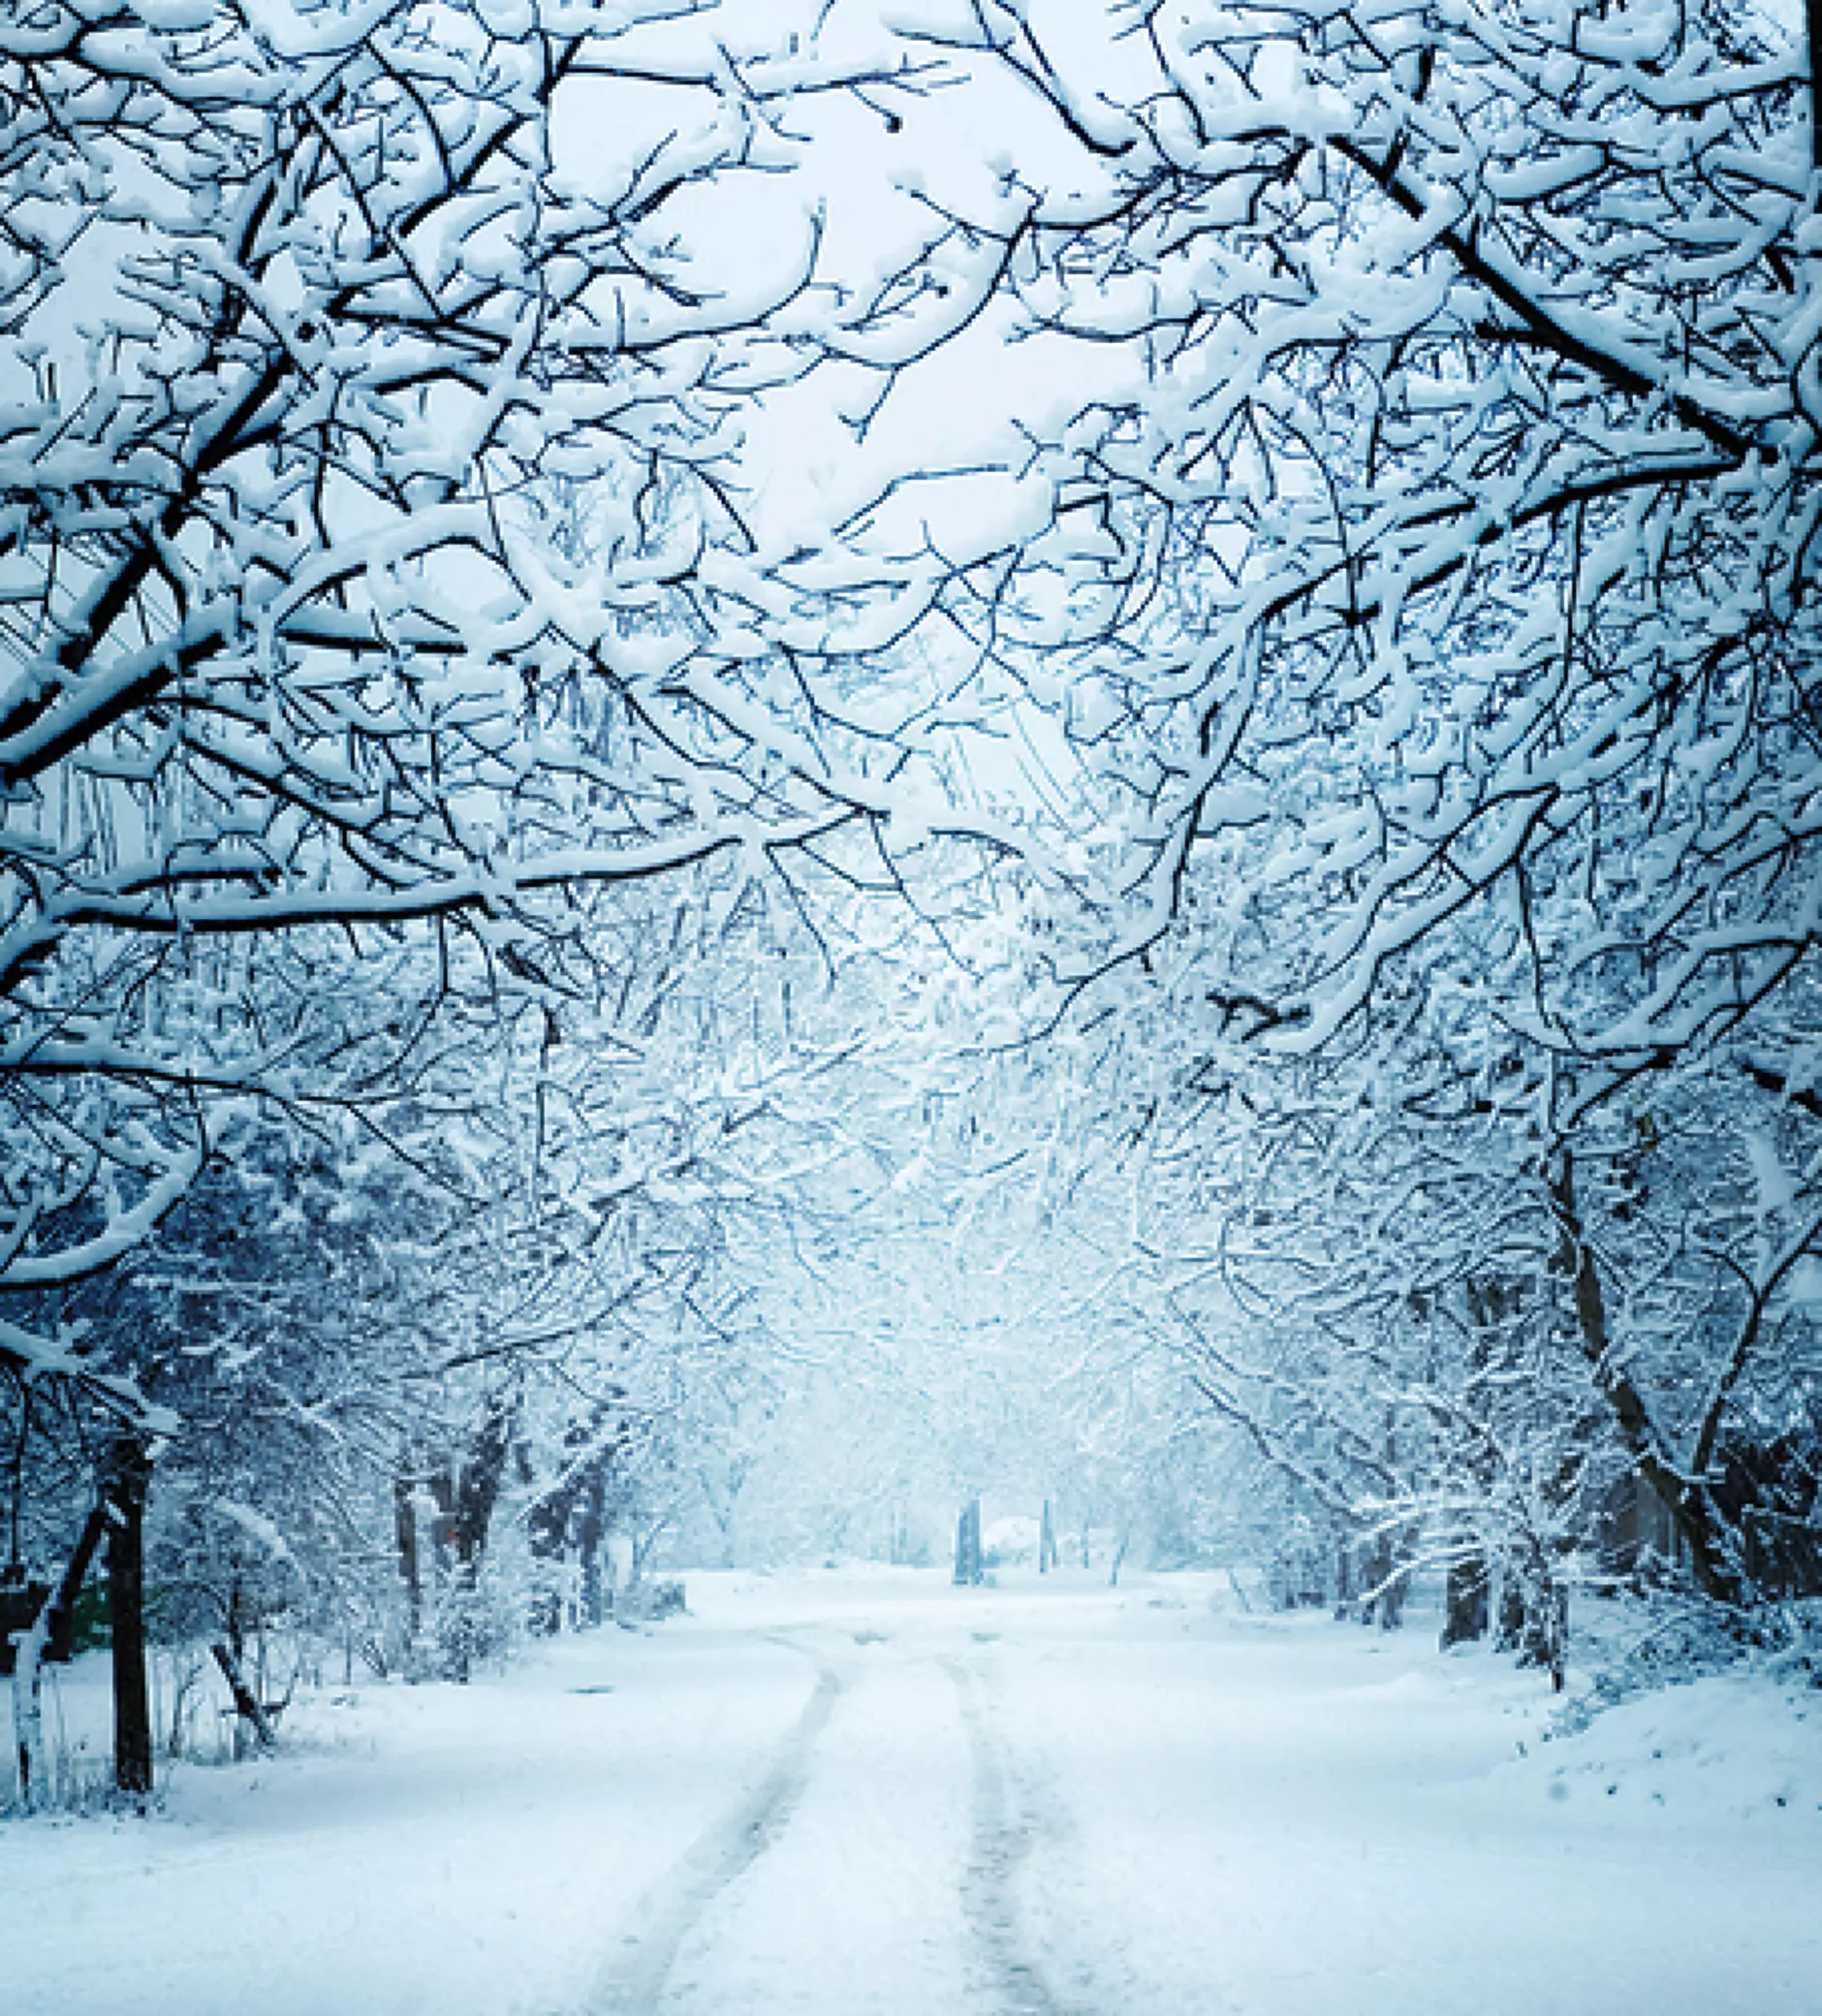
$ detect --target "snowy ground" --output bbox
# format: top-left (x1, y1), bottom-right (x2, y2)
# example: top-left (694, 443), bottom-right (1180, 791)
top-left (4, 1568), bottom-right (1820, 2015)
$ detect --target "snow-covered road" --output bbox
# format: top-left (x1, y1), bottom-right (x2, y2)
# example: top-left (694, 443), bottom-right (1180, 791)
top-left (5, 1570), bottom-right (1820, 2015)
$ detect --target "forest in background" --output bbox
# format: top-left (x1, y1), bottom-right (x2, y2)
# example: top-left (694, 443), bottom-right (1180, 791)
top-left (4, 0), bottom-right (1821, 1808)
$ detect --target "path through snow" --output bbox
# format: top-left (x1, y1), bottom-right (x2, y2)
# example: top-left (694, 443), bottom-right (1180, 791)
top-left (593, 1635), bottom-right (847, 2014)
top-left (943, 1654), bottom-right (1070, 2016)
top-left (3, 1569), bottom-right (1820, 2015)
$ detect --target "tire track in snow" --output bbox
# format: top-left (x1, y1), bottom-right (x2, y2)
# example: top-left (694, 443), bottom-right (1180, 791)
top-left (944, 1656), bottom-right (1076, 2016)
top-left (589, 1636), bottom-right (843, 2015)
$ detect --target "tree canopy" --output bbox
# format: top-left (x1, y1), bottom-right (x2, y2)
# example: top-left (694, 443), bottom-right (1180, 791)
top-left (4, 0), bottom-right (1821, 1801)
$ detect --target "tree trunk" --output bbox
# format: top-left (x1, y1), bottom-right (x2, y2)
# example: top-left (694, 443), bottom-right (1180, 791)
top-left (105, 1437), bottom-right (154, 1803)
top-left (1440, 1555), bottom-right (1491, 1648)
top-left (953, 1498), bottom-right (984, 1587)
top-left (524, 1471), bottom-right (568, 1637)
top-left (210, 1641), bottom-right (276, 1753)
top-left (1494, 1568), bottom-right (1527, 1652)
top-left (1357, 1528), bottom-right (1409, 1628)
top-left (1495, 1548), bottom-right (1568, 1688)
top-left (1377, 1566), bottom-right (1408, 1630)
top-left (45, 1501), bottom-right (108, 1666)
top-left (10, 1594), bottom-right (49, 1811)
top-left (576, 1472), bottom-right (606, 1629)
top-left (1332, 1538), bottom-right (1356, 1621)
top-left (1039, 1499), bottom-right (1057, 1573)
top-left (393, 1467), bottom-right (422, 1638)
top-left (438, 1389), bottom-right (518, 1681)
top-left (1808, 0), bottom-right (1822, 170)
top-left (1526, 1581), bottom-right (1568, 1692)
top-left (1550, 1154), bottom-right (1737, 1603)
top-left (452, 1389), bottom-right (517, 1573)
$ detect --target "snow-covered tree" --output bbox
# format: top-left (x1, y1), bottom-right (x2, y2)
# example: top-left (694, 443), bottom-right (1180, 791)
top-left (811, 0), bottom-right (1822, 1638)
top-left (861, 0), bottom-right (1820, 1054)
top-left (0, 0), bottom-right (990, 1394)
